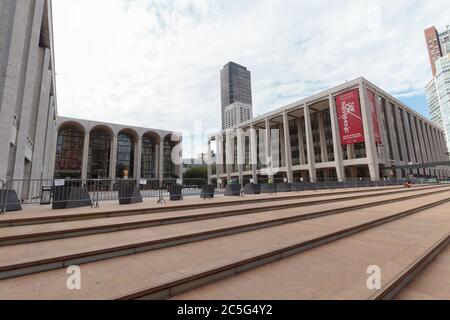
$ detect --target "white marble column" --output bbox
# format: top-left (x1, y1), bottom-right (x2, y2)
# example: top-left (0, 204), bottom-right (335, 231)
top-left (304, 104), bottom-right (316, 182)
top-left (81, 133), bottom-right (90, 181)
top-left (416, 120), bottom-right (430, 175)
top-left (282, 112), bottom-right (293, 183)
top-left (427, 125), bottom-right (438, 163)
top-left (216, 135), bottom-right (224, 188)
top-left (237, 128), bottom-right (245, 185)
top-left (297, 118), bottom-right (306, 166)
top-left (413, 123), bottom-right (424, 176)
top-left (110, 135), bottom-right (118, 181)
top-left (207, 139), bottom-right (212, 184)
top-left (385, 100), bottom-right (401, 177)
top-left (378, 98), bottom-right (391, 167)
top-left (359, 84), bottom-right (380, 181)
top-left (329, 94), bottom-right (345, 180)
top-left (403, 111), bottom-right (416, 163)
top-left (135, 138), bottom-right (142, 179)
top-left (318, 110), bottom-right (328, 163)
top-left (159, 141), bottom-right (164, 182)
top-left (225, 130), bottom-right (234, 181)
top-left (264, 118), bottom-right (273, 179)
top-left (250, 126), bottom-right (258, 182)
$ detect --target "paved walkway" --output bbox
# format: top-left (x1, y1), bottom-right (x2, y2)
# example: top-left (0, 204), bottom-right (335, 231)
top-left (0, 190), bottom-right (448, 300)
top-left (0, 185), bottom-right (415, 223)
top-left (0, 187), bottom-right (441, 271)
top-left (173, 198), bottom-right (450, 300)
top-left (0, 186), bottom-right (434, 243)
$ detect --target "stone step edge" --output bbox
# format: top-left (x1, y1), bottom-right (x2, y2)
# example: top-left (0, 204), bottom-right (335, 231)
top-left (0, 185), bottom-right (423, 227)
top-left (0, 189), bottom-right (448, 281)
top-left (369, 232), bottom-right (450, 300)
top-left (0, 186), bottom-right (441, 246)
top-left (115, 198), bottom-right (450, 300)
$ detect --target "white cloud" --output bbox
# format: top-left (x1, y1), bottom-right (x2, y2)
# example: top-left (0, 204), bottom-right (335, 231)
top-left (53, 0), bottom-right (450, 157)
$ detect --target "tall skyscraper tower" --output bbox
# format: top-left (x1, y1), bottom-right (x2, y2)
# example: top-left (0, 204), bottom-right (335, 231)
top-left (425, 25), bottom-right (450, 157)
top-left (425, 26), bottom-right (450, 76)
top-left (220, 62), bottom-right (253, 129)
top-left (425, 26), bottom-right (443, 77)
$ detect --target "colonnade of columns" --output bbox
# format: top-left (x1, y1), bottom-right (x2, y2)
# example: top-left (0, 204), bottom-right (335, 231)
top-left (208, 80), bottom-right (449, 186)
top-left (56, 122), bottom-right (183, 182)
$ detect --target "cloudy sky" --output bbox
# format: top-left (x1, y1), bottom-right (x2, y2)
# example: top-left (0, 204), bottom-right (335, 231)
top-left (53, 0), bottom-right (450, 157)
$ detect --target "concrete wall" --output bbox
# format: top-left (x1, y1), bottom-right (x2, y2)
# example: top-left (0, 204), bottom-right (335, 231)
top-left (0, 0), bottom-right (57, 183)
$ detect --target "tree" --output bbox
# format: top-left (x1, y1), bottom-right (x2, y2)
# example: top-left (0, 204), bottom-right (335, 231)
top-left (183, 166), bottom-right (207, 180)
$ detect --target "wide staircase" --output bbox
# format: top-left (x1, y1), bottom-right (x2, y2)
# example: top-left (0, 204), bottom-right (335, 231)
top-left (0, 184), bottom-right (450, 300)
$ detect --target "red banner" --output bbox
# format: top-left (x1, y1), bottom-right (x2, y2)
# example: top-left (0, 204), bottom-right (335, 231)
top-left (366, 89), bottom-right (382, 144)
top-left (335, 89), bottom-right (365, 145)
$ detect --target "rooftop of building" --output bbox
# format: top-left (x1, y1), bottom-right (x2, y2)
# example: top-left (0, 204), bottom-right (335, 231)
top-left (57, 116), bottom-right (181, 140)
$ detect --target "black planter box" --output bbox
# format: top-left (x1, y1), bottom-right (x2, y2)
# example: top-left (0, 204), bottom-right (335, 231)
top-left (201, 185), bottom-right (215, 199)
top-left (169, 184), bottom-right (183, 201)
top-left (260, 183), bottom-right (276, 194)
top-left (0, 190), bottom-right (22, 212)
top-left (118, 181), bottom-right (143, 205)
top-left (303, 183), bottom-right (317, 191)
top-left (52, 186), bottom-right (92, 210)
top-left (292, 183), bottom-right (305, 192)
top-left (244, 183), bottom-right (260, 195)
top-left (224, 184), bottom-right (241, 196)
top-left (276, 183), bottom-right (292, 193)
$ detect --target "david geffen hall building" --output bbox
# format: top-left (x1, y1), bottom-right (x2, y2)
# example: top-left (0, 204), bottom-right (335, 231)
top-left (207, 77), bottom-right (449, 186)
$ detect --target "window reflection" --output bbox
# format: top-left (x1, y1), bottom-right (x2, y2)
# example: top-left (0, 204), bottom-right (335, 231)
top-left (55, 125), bottom-right (84, 179)
top-left (142, 133), bottom-right (158, 179)
top-left (116, 132), bottom-right (135, 178)
top-left (88, 127), bottom-right (111, 179)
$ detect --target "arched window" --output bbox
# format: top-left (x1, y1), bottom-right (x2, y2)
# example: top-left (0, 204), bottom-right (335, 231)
top-left (116, 130), bottom-right (136, 178)
top-left (54, 124), bottom-right (84, 179)
top-left (142, 132), bottom-right (159, 179)
top-left (88, 127), bottom-right (112, 179)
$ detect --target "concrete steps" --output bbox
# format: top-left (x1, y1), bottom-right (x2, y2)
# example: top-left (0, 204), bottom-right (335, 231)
top-left (395, 244), bottom-right (450, 300)
top-left (0, 189), bottom-right (449, 299)
top-left (172, 200), bottom-right (450, 300)
top-left (0, 186), bottom-right (441, 246)
top-left (0, 187), bottom-right (447, 280)
top-left (0, 185), bottom-right (432, 227)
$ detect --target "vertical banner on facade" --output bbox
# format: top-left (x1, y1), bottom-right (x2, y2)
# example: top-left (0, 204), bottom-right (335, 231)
top-left (335, 89), bottom-right (365, 145)
top-left (366, 89), bottom-right (382, 144)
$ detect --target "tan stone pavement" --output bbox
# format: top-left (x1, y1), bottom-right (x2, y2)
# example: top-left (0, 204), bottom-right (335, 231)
top-left (395, 245), bottom-right (450, 300)
top-left (172, 200), bottom-right (450, 300)
top-left (0, 185), bottom-right (421, 224)
top-left (0, 188), bottom-right (443, 271)
top-left (0, 186), bottom-right (436, 242)
top-left (0, 191), bottom-right (448, 300)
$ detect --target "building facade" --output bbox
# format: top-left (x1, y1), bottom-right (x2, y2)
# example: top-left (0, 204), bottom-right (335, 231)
top-left (55, 117), bottom-right (183, 181)
top-left (220, 62), bottom-right (253, 129)
top-left (426, 54), bottom-right (450, 153)
top-left (425, 26), bottom-right (444, 77)
top-left (439, 26), bottom-right (450, 55)
top-left (425, 25), bottom-right (450, 76)
top-left (425, 25), bottom-right (450, 154)
top-left (224, 102), bottom-right (253, 129)
top-left (208, 78), bottom-right (449, 186)
top-left (0, 0), bottom-right (58, 183)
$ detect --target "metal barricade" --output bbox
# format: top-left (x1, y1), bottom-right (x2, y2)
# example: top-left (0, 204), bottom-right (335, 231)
top-left (1, 174), bottom-right (443, 213)
top-left (0, 180), bottom-right (5, 214)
